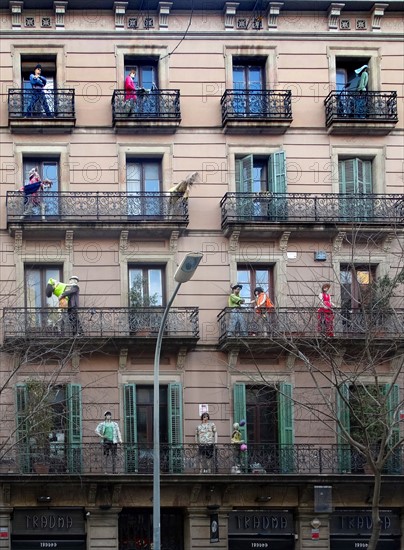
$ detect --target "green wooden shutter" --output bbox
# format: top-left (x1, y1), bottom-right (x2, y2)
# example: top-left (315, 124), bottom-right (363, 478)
top-left (168, 382), bottom-right (183, 473)
top-left (240, 155), bottom-right (253, 192)
top-left (339, 158), bottom-right (356, 194)
top-left (233, 383), bottom-right (247, 471)
top-left (278, 382), bottom-right (294, 473)
top-left (268, 151), bottom-right (287, 220)
top-left (66, 384), bottom-right (82, 473)
top-left (236, 155), bottom-right (254, 219)
top-left (337, 383), bottom-right (351, 472)
top-left (357, 159), bottom-right (372, 194)
top-left (123, 383), bottom-right (137, 473)
top-left (385, 383), bottom-right (400, 473)
top-left (15, 383), bottom-right (29, 473)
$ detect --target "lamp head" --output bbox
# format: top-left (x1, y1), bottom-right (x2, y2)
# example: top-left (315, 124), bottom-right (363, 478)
top-left (174, 252), bottom-right (203, 283)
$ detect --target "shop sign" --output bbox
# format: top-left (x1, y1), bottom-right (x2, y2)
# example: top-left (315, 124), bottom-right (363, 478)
top-left (210, 513), bottom-right (219, 543)
top-left (330, 538), bottom-right (400, 550)
top-left (0, 527), bottom-right (9, 539)
top-left (228, 538), bottom-right (293, 550)
top-left (228, 511), bottom-right (294, 536)
top-left (13, 510), bottom-right (85, 536)
top-left (330, 510), bottom-right (401, 536)
top-left (11, 540), bottom-right (85, 549)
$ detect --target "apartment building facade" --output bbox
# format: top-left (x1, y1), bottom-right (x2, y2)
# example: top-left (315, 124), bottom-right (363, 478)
top-left (0, 0), bottom-right (403, 549)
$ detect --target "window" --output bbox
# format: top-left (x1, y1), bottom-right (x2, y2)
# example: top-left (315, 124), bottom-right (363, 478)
top-left (237, 265), bottom-right (275, 303)
top-left (15, 382), bottom-right (82, 474)
top-left (123, 383), bottom-right (183, 473)
top-left (233, 382), bottom-right (294, 473)
top-left (124, 57), bottom-right (159, 114)
top-left (236, 151), bottom-right (287, 219)
top-left (23, 157), bottom-right (59, 217)
top-left (25, 265), bottom-right (62, 308)
top-left (335, 56), bottom-right (370, 90)
top-left (337, 383), bottom-right (399, 473)
top-left (128, 266), bottom-right (164, 307)
top-left (126, 160), bottom-right (162, 217)
top-left (119, 508), bottom-right (183, 550)
top-left (340, 264), bottom-right (376, 311)
top-left (338, 158), bottom-right (373, 220)
top-left (232, 57), bottom-right (265, 115)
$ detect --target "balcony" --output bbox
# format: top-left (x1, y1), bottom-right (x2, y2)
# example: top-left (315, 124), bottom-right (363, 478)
top-left (217, 307), bottom-right (404, 350)
top-left (220, 192), bottom-right (404, 239)
top-left (2, 306), bottom-right (199, 349)
top-left (1, 443), bottom-right (402, 476)
top-left (8, 88), bottom-right (75, 133)
top-left (220, 89), bottom-right (292, 134)
top-left (324, 91), bottom-right (398, 135)
top-left (112, 89), bottom-right (181, 133)
top-left (6, 191), bottom-right (189, 238)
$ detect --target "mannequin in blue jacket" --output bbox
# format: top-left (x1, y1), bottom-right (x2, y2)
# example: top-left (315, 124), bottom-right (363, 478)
top-left (26, 64), bottom-right (52, 117)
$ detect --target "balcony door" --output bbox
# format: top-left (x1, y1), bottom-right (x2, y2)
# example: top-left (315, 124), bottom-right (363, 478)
top-left (233, 61), bottom-right (264, 115)
top-left (21, 57), bottom-right (56, 115)
top-left (126, 160), bottom-right (162, 217)
top-left (23, 158), bottom-right (59, 217)
top-left (234, 383), bottom-right (294, 473)
top-left (123, 383), bottom-right (183, 473)
top-left (125, 59), bottom-right (159, 114)
top-left (25, 265), bottom-right (62, 330)
top-left (338, 158), bottom-right (373, 220)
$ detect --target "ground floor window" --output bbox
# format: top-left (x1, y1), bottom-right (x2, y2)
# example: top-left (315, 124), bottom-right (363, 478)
top-left (119, 508), bottom-right (184, 550)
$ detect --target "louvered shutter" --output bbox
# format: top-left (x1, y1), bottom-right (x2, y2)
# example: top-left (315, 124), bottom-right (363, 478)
top-left (16, 384), bottom-right (29, 473)
top-left (123, 383), bottom-right (137, 473)
top-left (66, 384), bottom-right (82, 473)
top-left (168, 383), bottom-right (183, 473)
top-left (337, 383), bottom-right (351, 472)
top-left (278, 382), bottom-right (294, 473)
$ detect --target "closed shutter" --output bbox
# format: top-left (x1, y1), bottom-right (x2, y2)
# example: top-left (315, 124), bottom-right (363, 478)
top-left (15, 384), bottom-right (30, 473)
top-left (168, 382), bottom-right (183, 472)
top-left (278, 382), bottom-right (294, 473)
top-left (123, 383), bottom-right (137, 473)
top-left (385, 384), bottom-right (400, 473)
top-left (337, 383), bottom-right (351, 472)
top-left (233, 383), bottom-right (247, 471)
top-left (66, 384), bottom-right (82, 473)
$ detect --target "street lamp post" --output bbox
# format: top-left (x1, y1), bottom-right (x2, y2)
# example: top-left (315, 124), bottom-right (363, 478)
top-left (153, 252), bottom-right (203, 550)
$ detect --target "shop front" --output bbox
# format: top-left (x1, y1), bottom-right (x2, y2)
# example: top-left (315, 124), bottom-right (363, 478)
top-left (228, 510), bottom-right (295, 550)
top-left (330, 509), bottom-right (401, 550)
top-left (11, 509), bottom-right (86, 550)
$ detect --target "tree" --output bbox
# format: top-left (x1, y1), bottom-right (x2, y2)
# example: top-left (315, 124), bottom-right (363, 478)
top-left (229, 237), bottom-right (404, 550)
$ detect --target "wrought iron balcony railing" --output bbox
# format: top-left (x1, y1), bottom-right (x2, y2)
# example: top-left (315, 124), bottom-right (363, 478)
top-left (112, 89), bottom-right (181, 121)
top-left (324, 90), bottom-right (398, 126)
top-left (3, 307), bottom-right (199, 340)
top-left (218, 307), bottom-right (404, 343)
top-left (221, 89), bottom-right (292, 123)
top-left (220, 192), bottom-right (404, 227)
top-left (8, 88), bottom-right (75, 118)
top-left (6, 191), bottom-right (189, 225)
top-left (1, 443), bottom-right (402, 476)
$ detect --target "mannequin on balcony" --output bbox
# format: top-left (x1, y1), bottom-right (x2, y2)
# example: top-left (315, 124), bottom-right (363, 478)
top-left (317, 283), bottom-right (335, 337)
top-left (26, 64), bottom-right (52, 117)
top-left (58, 275), bottom-right (83, 336)
top-left (20, 167), bottom-right (52, 219)
top-left (196, 412), bottom-right (217, 473)
top-left (96, 411), bottom-right (123, 474)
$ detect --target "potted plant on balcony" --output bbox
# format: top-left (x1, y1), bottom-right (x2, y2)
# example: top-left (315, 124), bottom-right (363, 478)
top-left (129, 275), bottom-right (161, 336)
top-left (25, 379), bottom-right (55, 473)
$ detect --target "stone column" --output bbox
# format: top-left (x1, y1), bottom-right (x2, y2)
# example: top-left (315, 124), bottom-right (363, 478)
top-left (86, 508), bottom-right (121, 550)
top-left (185, 507), bottom-right (229, 550)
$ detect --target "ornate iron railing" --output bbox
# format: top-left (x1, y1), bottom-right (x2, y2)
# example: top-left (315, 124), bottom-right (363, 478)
top-left (1, 443), bottom-right (402, 476)
top-left (324, 90), bottom-right (398, 126)
top-left (220, 192), bottom-right (404, 226)
top-left (6, 191), bottom-right (189, 224)
top-left (3, 307), bottom-right (199, 339)
top-left (217, 307), bottom-right (404, 342)
top-left (221, 89), bottom-right (292, 123)
top-left (112, 89), bottom-right (181, 121)
top-left (8, 88), bottom-right (75, 118)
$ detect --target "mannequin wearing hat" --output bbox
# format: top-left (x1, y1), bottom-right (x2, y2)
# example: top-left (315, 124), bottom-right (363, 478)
top-left (19, 166), bottom-right (52, 219)
top-left (95, 411), bottom-right (123, 473)
top-left (59, 276), bottom-right (83, 336)
top-left (26, 63), bottom-right (52, 117)
top-left (228, 284), bottom-right (247, 336)
top-left (343, 64), bottom-right (369, 118)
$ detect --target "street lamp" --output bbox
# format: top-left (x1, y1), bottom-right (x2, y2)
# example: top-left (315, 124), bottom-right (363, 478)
top-left (153, 252), bottom-right (203, 550)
